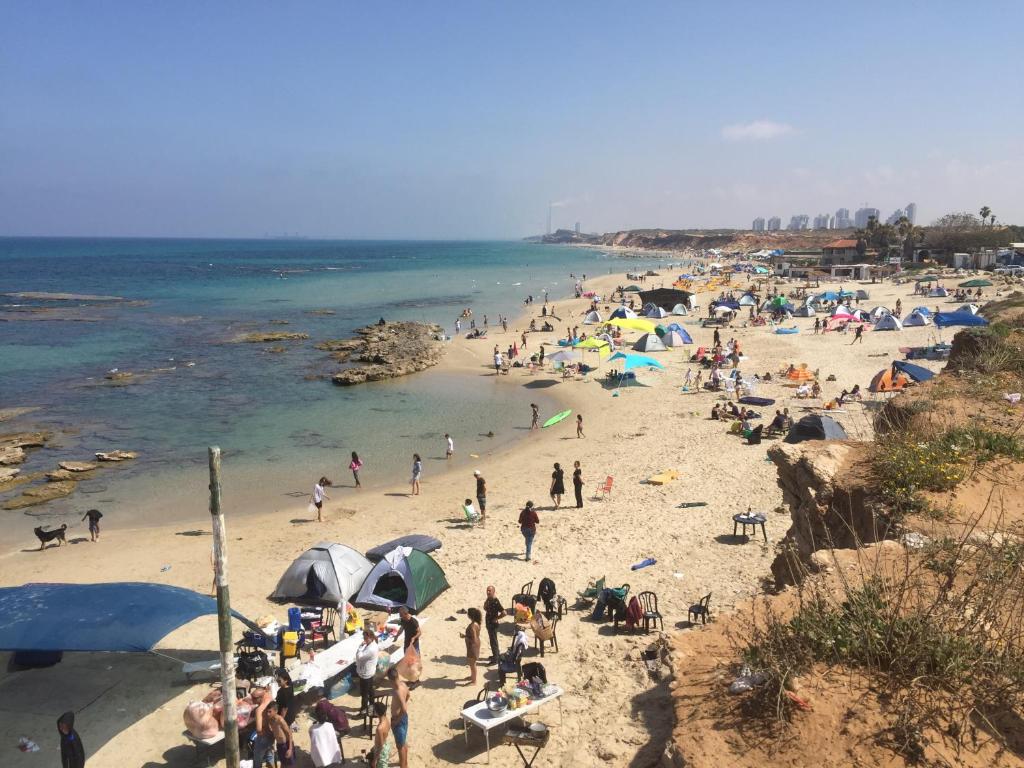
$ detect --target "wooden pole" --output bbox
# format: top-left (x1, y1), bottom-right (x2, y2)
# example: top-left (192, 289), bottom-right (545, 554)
top-left (209, 446), bottom-right (240, 768)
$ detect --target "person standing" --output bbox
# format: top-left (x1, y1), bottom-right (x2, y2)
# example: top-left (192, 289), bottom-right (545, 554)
top-left (274, 669), bottom-right (296, 728)
top-left (81, 508), bottom-right (103, 542)
top-left (852, 325), bottom-right (864, 344)
top-left (530, 403), bottom-right (540, 430)
top-left (57, 712), bottom-right (85, 768)
top-left (355, 628), bottom-right (379, 716)
top-left (349, 451), bottom-right (363, 488)
top-left (519, 501), bottom-right (539, 561)
top-left (370, 701), bottom-right (392, 768)
top-left (410, 455), bottom-right (422, 496)
top-left (445, 433), bottom-right (454, 460)
top-left (312, 477), bottom-right (330, 522)
top-left (387, 667), bottom-right (411, 768)
top-left (521, 331), bottom-right (527, 350)
top-left (576, 414), bottom-right (585, 438)
top-left (493, 349), bottom-right (503, 375)
top-left (474, 470), bottom-right (487, 520)
top-left (464, 607), bottom-right (482, 684)
top-left (483, 585), bottom-right (505, 664)
top-left (398, 605), bottom-right (421, 654)
top-left (573, 461), bottom-right (584, 508)
top-left (550, 463), bottom-right (565, 508)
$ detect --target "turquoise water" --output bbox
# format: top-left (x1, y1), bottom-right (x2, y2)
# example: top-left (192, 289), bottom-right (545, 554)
top-left (0, 238), bottom-right (666, 529)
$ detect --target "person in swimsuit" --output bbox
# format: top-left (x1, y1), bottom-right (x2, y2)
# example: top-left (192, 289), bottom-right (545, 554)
top-left (530, 403), bottom-right (539, 430)
top-left (349, 452), bottom-right (362, 488)
top-left (410, 454), bottom-right (422, 496)
top-left (388, 667), bottom-right (410, 768)
top-left (371, 701), bottom-right (392, 768)
top-left (464, 607), bottom-right (482, 684)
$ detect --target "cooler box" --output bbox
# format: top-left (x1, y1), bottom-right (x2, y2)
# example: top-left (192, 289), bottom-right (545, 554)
top-left (287, 607), bottom-right (303, 631)
top-left (282, 631), bottom-right (300, 658)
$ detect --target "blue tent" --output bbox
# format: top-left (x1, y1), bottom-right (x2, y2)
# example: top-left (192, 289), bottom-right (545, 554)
top-left (712, 299), bottom-right (741, 310)
top-left (817, 291), bottom-right (839, 301)
top-left (0, 582), bottom-right (255, 652)
top-left (934, 312), bottom-right (988, 328)
top-left (912, 306), bottom-right (932, 315)
top-left (891, 360), bottom-right (935, 382)
top-left (608, 352), bottom-right (665, 371)
top-left (610, 306), bottom-right (638, 320)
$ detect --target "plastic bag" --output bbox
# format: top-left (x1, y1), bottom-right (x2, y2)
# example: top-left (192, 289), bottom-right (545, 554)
top-left (307, 502), bottom-right (318, 515)
top-left (394, 646), bottom-right (422, 682)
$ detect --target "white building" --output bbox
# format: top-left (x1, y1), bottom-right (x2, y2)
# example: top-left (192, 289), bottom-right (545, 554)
top-left (905, 202), bottom-right (917, 225)
top-left (854, 207), bottom-right (880, 228)
top-left (787, 214), bottom-right (810, 230)
top-left (812, 213), bottom-right (831, 229)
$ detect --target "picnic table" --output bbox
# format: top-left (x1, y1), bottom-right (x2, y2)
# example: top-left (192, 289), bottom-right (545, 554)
top-left (299, 617), bottom-right (429, 690)
top-left (461, 685), bottom-right (563, 763)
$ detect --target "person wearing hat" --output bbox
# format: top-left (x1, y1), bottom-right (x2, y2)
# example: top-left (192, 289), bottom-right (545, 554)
top-left (474, 470), bottom-right (487, 521)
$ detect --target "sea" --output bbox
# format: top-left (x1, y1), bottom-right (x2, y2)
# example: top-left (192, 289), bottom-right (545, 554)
top-left (0, 238), bottom-right (668, 533)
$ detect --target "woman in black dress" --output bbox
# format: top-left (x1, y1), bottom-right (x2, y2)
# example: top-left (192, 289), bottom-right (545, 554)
top-left (573, 461), bottom-right (584, 508)
top-left (549, 462), bottom-right (565, 508)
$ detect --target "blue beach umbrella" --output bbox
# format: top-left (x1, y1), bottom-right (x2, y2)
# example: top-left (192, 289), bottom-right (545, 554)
top-left (608, 352), bottom-right (665, 371)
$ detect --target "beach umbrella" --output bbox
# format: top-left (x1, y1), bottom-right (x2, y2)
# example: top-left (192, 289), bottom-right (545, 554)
top-left (607, 317), bottom-right (657, 333)
top-left (608, 352), bottom-right (664, 371)
top-left (713, 305), bottom-right (734, 315)
top-left (959, 279), bottom-right (992, 288)
top-left (817, 290), bottom-right (839, 301)
top-left (934, 312), bottom-right (988, 328)
top-left (547, 349), bottom-right (580, 364)
top-left (915, 274), bottom-right (941, 283)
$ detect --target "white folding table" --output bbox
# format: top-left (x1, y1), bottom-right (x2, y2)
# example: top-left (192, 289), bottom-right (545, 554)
top-left (460, 685), bottom-right (563, 763)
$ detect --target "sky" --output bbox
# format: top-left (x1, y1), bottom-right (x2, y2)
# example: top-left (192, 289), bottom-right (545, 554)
top-left (1, 1), bottom-right (1022, 239)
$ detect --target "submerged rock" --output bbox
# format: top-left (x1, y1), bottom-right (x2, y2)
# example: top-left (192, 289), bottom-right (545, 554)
top-left (3, 480), bottom-right (77, 509)
top-left (232, 331), bottom-right (309, 343)
top-left (59, 461), bottom-right (97, 472)
top-left (95, 450), bottom-right (138, 462)
top-left (328, 322), bottom-right (446, 386)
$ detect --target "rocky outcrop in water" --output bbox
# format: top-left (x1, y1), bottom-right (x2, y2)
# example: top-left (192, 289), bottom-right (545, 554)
top-left (327, 322), bottom-right (446, 386)
top-left (233, 331), bottom-right (310, 343)
top-left (0, 431), bottom-right (50, 465)
top-left (96, 450), bottom-right (138, 462)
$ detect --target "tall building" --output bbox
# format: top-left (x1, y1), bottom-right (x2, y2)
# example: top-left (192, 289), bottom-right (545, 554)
top-left (886, 208), bottom-right (906, 226)
top-left (854, 207), bottom-right (880, 228)
top-left (904, 202), bottom-right (917, 225)
top-left (766, 216), bottom-right (782, 231)
top-left (834, 208), bottom-right (852, 229)
top-left (813, 213), bottom-right (831, 229)
top-left (829, 215), bottom-right (837, 229)
top-left (787, 214), bottom-right (810, 230)
top-left (752, 217), bottom-right (765, 232)
top-left (574, 221), bottom-right (580, 234)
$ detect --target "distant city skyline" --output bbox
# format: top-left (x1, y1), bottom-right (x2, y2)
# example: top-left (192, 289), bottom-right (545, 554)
top-left (752, 202), bottom-right (917, 232)
top-left (1, 2), bottom-right (1020, 238)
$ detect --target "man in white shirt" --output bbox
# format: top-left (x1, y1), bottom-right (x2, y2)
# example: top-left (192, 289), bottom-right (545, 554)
top-left (494, 351), bottom-right (503, 375)
top-left (445, 433), bottom-right (454, 460)
top-left (354, 628), bottom-right (379, 717)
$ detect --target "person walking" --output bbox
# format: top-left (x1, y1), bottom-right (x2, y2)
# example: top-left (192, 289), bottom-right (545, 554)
top-left (81, 508), bottom-right (103, 542)
top-left (464, 607), bottom-right (482, 684)
top-left (410, 454), bottom-right (422, 496)
top-left (474, 470), bottom-right (487, 520)
top-left (349, 451), bottom-right (363, 488)
top-left (573, 461), bottom-right (584, 508)
top-left (519, 501), bottom-right (539, 562)
top-left (530, 403), bottom-right (540, 430)
top-left (311, 477), bottom-right (330, 522)
top-left (483, 585), bottom-right (505, 664)
top-left (445, 433), bottom-right (454, 460)
top-left (852, 325), bottom-right (864, 344)
top-left (549, 462), bottom-right (565, 508)
top-left (57, 712), bottom-right (85, 768)
top-left (355, 628), bottom-right (379, 716)
top-left (576, 413), bottom-right (584, 438)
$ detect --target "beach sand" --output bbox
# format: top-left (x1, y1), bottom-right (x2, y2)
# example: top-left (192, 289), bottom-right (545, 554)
top-left (0, 268), bottom-right (954, 766)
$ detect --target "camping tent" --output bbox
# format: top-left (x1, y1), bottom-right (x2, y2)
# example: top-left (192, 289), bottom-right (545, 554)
top-left (792, 305), bottom-right (815, 317)
top-left (832, 304), bottom-right (852, 316)
top-left (0, 582), bottom-right (256, 652)
top-left (902, 310), bottom-right (931, 327)
top-left (645, 306), bottom-right (669, 319)
top-left (738, 294), bottom-right (757, 306)
top-left (874, 315), bottom-right (903, 331)
top-left (662, 329), bottom-right (692, 347)
top-left (912, 306), bottom-right (932, 315)
top-left (610, 306), bottom-right (638, 320)
top-left (784, 415), bottom-right (848, 444)
top-left (633, 333), bottom-right (667, 352)
top-left (670, 303), bottom-right (689, 316)
top-left (850, 309), bottom-right (870, 322)
top-left (956, 304), bottom-right (980, 315)
top-left (583, 310), bottom-right (603, 324)
top-left (271, 542), bottom-right (374, 608)
top-left (869, 306), bottom-right (891, 320)
top-left (928, 287), bottom-right (949, 297)
top-left (891, 360), bottom-right (935, 383)
top-left (638, 288), bottom-right (693, 312)
top-left (934, 312), bottom-right (988, 328)
top-left (353, 547), bottom-right (449, 614)
top-left (366, 535), bottom-right (442, 562)
top-left (856, 289), bottom-right (870, 300)
top-left (869, 368), bottom-right (910, 392)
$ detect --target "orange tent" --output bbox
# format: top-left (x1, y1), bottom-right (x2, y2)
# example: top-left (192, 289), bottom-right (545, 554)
top-left (786, 364), bottom-right (815, 382)
top-left (869, 368), bottom-right (909, 393)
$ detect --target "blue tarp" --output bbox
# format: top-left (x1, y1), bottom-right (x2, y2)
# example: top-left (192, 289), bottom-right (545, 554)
top-left (711, 299), bottom-right (740, 310)
top-left (891, 360), bottom-right (935, 382)
top-left (0, 582), bottom-right (255, 652)
top-left (934, 312), bottom-right (989, 328)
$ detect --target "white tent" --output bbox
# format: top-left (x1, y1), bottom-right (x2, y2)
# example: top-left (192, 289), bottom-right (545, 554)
top-left (271, 542), bottom-right (374, 607)
top-left (792, 305), bottom-right (815, 317)
top-left (874, 315), bottom-right (904, 331)
top-left (670, 303), bottom-right (689, 316)
top-left (738, 294), bottom-right (757, 306)
top-left (645, 306), bottom-right (669, 318)
top-left (903, 310), bottom-right (931, 327)
top-left (869, 306), bottom-right (891, 320)
top-left (956, 304), bottom-right (980, 315)
top-left (610, 306), bottom-right (638, 320)
top-left (583, 310), bottom-right (603, 324)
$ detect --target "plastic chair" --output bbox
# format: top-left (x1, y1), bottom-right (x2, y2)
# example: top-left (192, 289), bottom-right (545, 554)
top-left (306, 607), bottom-right (337, 649)
top-left (688, 593), bottom-right (712, 625)
top-left (596, 476), bottom-right (613, 499)
top-left (637, 591), bottom-right (664, 632)
top-left (532, 615), bottom-right (558, 657)
top-left (364, 692), bottom-right (391, 734)
top-left (576, 576), bottom-right (605, 606)
top-left (498, 643), bottom-right (525, 685)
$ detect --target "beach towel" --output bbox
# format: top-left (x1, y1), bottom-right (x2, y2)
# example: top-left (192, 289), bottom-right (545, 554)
top-left (309, 722), bottom-right (343, 768)
top-left (738, 396), bottom-right (774, 406)
top-left (647, 470), bottom-right (679, 485)
top-left (625, 596), bottom-right (644, 630)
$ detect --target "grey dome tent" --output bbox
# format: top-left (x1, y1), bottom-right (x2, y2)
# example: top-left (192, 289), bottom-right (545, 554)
top-left (738, 293), bottom-right (757, 306)
top-left (271, 542), bottom-right (374, 607)
top-left (874, 314), bottom-right (903, 331)
top-left (583, 310), bottom-right (603, 324)
top-left (792, 305), bottom-right (815, 317)
top-left (784, 415), bottom-right (848, 444)
top-left (645, 305), bottom-right (669, 319)
top-left (670, 303), bottom-right (689, 316)
top-left (632, 333), bottom-right (667, 352)
top-left (354, 547), bottom-right (449, 614)
top-left (610, 306), bottom-right (638, 320)
top-left (902, 310), bottom-right (931, 327)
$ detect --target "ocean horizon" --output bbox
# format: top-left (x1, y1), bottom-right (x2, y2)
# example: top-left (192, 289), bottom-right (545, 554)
top-left (1, 237), bottom-right (669, 533)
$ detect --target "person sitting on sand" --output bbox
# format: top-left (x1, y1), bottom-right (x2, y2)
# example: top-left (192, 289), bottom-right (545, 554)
top-left (811, 380), bottom-right (822, 399)
top-left (710, 403), bottom-right (721, 420)
top-left (769, 410), bottom-right (787, 433)
top-left (726, 402), bottom-right (741, 419)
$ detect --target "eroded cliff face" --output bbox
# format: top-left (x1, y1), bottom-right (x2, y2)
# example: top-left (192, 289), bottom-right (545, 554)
top-left (767, 442), bottom-right (880, 587)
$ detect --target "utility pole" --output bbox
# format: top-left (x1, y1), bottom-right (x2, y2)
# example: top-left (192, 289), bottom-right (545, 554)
top-left (209, 446), bottom-right (240, 768)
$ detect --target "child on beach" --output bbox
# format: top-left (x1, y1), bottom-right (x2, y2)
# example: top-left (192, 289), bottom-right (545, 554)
top-left (576, 414), bottom-right (584, 438)
top-left (445, 433), bottom-right (454, 460)
top-left (311, 477), bottom-right (330, 522)
top-left (530, 403), bottom-right (539, 430)
top-left (411, 454), bottom-right (422, 495)
top-left (349, 452), bottom-right (363, 488)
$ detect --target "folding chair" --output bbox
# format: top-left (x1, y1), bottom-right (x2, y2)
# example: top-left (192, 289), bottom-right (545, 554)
top-left (595, 476), bottom-right (613, 499)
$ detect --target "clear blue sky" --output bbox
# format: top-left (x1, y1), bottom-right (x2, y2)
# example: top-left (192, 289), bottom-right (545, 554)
top-left (2, 1), bottom-right (1021, 238)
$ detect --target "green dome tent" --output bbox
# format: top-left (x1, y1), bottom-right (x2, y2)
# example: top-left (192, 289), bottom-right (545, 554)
top-left (354, 547), bottom-right (449, 614)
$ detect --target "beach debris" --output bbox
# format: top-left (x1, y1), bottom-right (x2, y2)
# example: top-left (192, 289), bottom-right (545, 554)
top-left (728, 666), bottom-right (767, 694)
top-left (677, 501), bottom-right (707, 508)
top-left (160, 565), bottom-right (171, 572)
top-left (95, 450), bottom-right (138, 462)
top-left (631, 558), bottom-right (657, 571)
top-left (17, 736), bottom-right (40, 753)
top-left (901, 532), bottom-right (930, 550)
top-left (1005, 393), bottom-right (1021, 404)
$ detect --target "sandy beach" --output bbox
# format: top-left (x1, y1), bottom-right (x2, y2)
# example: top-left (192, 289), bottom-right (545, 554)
top-left (0, 266), bottom-right (956, 766)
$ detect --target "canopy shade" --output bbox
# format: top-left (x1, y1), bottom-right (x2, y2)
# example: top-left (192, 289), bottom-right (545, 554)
top-left (608, 352), bottom-right (664, 371)
top-left (607, 317), bottom-right (657, 333)
top-left (959, 279), bottom-right (992, 288)
top-left (637, 288), bottom-right (693, 312)
top-left (0, 582), bottom-right (255, 652)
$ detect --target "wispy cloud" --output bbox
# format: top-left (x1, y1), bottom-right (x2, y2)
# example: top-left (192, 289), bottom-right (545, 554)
top-left (721, 120), bottom-right (795, 141)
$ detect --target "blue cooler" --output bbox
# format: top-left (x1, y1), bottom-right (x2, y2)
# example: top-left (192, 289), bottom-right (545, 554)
top-left (288, 607), bottom-right (302, 632)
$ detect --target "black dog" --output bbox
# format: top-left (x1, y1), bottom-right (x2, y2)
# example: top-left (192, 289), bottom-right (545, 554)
top-left (34, 524), bottom-right (68, 550)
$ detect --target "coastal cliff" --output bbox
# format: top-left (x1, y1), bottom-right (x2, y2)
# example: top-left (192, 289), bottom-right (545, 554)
top-left (323, 321), bottom-right (446, 385)
top-left (527, 227), bottom-right (848, 253)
